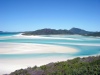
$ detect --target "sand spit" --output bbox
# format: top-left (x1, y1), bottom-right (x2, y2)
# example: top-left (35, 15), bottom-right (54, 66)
top-left (0, 42), bottom-right (78, 54)
top-left (0, 41), bottom-right (78, 74)
top-left (0, 33), bottom-right (81, 40)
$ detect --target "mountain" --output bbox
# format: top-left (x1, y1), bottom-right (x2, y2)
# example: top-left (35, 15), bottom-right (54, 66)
top-left (23, 28), bottom-right (73, 35)
top-left (7, 55), bottom-right (100, 75)
top-left (22, 28), bottom-right (93, 35)
top-left (69, 27), bottom-right (91, 35)
top-left (22, 28), bottom-right (100, 36)
top-left (1, 28), bottom-right (100, 36)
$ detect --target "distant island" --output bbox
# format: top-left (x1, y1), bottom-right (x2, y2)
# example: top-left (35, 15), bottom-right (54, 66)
top-left (22, 28), bottom-right (73, 35)
top-left (7, 55), bottom-right (100, 75)
top-left (0, 31), bottom-right (3, 33)
top-left (22, 28), bottom-right (100, 37)
top-left (0, 28), bottom-right (100, 36)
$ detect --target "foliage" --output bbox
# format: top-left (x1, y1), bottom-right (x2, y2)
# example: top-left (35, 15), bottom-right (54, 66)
top-left (22, 28), bottom-right (73, 35)
top-left (86, 32), bottom-right (100, 36)
top-left (22, 28), bottom-right (100, 37)
top-left (69, 27), bottom-right (91, 35)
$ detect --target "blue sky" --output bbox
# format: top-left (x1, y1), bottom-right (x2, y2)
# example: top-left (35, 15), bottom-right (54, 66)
top-left (0, 0), bottom-right (100, 32)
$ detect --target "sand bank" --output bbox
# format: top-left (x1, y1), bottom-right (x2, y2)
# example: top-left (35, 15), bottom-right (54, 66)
top-left (0, 42), bottom-right (78, 54)
top-left (0, 33), bottom-right (81, 40)
top-left (0, 42), bottom-right (78, 74)
top-left (15, 34), bottom-right (81, 40)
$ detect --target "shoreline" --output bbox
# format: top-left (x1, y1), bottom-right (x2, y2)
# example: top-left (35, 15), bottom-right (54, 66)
top-left (1, 54), bottom-right (100, 75)
top-left (0, 33), bottom-right (99, 41)
top-left (16, 33), bottom-right (100, 38)
top-left (0, 57), bottom-right (73, 75)
top-left (0, 33), bottom-right (82, 40)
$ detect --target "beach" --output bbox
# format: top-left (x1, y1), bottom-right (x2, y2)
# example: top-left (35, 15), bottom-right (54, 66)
top-left (0, 33), bottom-right (81, 40)
top-left (0, 34), bottom-right (100, 74)
top-left (0, 41), bottom-right (78, 75)
top-left (0, 57), bottom-right (75, 75)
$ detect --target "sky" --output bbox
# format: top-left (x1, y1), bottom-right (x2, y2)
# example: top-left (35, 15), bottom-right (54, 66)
top-left (0, 0), bottom-right (100, 32)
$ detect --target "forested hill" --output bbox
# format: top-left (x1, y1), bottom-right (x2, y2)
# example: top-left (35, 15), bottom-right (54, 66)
top-left (86, 32), bottom-right (100, 37)
top-left (23, 28), bottom-right (73, 35)
top-left (1, 28), bottom-right (100, 36)
top-left (7, 55), bottom-right (100, 75)
top-left (22, 28), bottom-right (90, 35)
top-left (69, 27), bottom-right (91, 35)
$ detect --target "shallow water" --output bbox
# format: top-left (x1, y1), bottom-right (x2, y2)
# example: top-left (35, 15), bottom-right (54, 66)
top-left (0, 33), bottom-right (100, 58)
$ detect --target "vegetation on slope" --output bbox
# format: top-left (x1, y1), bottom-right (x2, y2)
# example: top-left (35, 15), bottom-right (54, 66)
top-left (69, 27), bottom-right (91, 35)
top-left (7, 55), bottom-right (100, 75)
top-left (22, 28), bottom-right (73, 35)
top-left (86, 32), bottom-right (100, 37)
top-left (22, 28), bottom-right (96, 36)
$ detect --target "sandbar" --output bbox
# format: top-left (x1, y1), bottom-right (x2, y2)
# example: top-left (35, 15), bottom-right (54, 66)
top-left (0, 42), bottom-right (78, 74)
top-left (0, 42), bottom-right (78, 54)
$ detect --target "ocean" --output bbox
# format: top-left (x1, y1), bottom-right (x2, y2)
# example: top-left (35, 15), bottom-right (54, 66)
top-left (0, 33), bottom-right (100, 58)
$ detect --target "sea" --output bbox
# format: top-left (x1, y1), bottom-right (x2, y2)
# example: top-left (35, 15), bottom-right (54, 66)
top-left (0, 33), bottom-right (100, 59)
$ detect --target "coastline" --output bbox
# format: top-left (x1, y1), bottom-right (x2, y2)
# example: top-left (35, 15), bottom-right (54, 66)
top-left (0, 34), bottom-right (100, 74)
top-left (2, 54), bottom-right (100, 75)
top-left (2, 33), bottom-right (81, 40)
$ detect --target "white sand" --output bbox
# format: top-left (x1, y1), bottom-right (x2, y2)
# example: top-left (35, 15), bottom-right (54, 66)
top-left (1, 55), bottom-right (100, 75)
top-left (0, 33), bottom-right (81, 40)
top-left (16, 34), bottom-right (80, 40)
top-left (0, 42), bottom-right (78, 54)
top-left (0, 57), bottom-right (74, 75)
top-left (0, 42), bottom-right (78, 74)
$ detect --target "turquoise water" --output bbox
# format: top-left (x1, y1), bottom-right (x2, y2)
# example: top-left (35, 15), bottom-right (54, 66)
top-left (0, 33), bottom-right (100, 59)
top-left (0, 33), bottom-right (19, 37)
